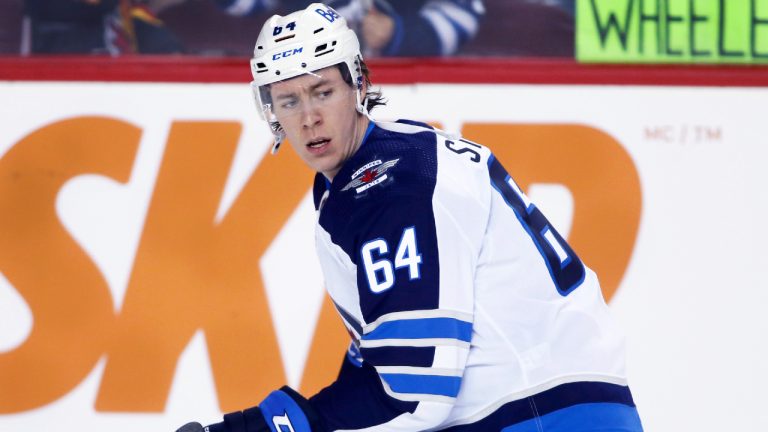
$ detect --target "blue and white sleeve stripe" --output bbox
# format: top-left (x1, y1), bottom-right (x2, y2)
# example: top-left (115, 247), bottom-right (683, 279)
top-left (361, 311), bottom-right (472, 348)
top-left (364, 317), bottom-right (472, 342)
top-left (380, 369), bottom-right (463, 401)
top-left (360, 310), bottom-right (472, 402)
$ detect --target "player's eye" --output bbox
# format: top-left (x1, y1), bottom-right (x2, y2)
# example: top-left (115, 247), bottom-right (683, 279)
top-left (316, 88), bottom-right (333, 99)
top-left (280, 98), bottom-right (298, 110)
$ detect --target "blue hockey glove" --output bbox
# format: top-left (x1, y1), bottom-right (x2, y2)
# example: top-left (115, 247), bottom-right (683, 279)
top-left (174, 386), bottom-right (321, 432)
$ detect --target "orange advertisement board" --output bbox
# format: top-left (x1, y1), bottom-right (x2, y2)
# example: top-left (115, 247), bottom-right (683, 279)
top-left (1, 77), bottom-right (767, 431)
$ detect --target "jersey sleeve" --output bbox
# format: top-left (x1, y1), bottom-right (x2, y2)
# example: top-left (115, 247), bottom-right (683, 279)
top-left (309, 185), bottom-right (484, 430)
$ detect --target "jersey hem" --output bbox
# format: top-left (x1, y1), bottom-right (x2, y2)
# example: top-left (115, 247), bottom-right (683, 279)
top-left (438, 374), bottom-right (629, 429)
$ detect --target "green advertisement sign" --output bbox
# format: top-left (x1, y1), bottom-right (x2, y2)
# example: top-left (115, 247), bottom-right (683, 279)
top-left (576, 0), bottom-right (768, 63)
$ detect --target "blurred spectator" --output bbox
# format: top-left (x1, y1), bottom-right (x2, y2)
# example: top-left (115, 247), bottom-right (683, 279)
top-left (22, 0), bottom-right (184, 54)
top-left (193, 0), bottom-right (485, 57)
top-left (461, 0), bottom-right (574, 57)
top-left (524, 0), bottom-right (574, 16)
top-left (0, 0), bottom-right (23, 54)
top-left (155, 0), bottom-right (572, 57)
top-left (2, 0), bottom-right (575, 57)
top-left (211, 0), bottom-right (282, 16)
top-left (329, 0), bottom-right (485, 57)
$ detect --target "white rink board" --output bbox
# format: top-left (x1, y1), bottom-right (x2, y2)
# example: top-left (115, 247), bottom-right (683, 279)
top-left (1, 81), bottom-right (767, 432)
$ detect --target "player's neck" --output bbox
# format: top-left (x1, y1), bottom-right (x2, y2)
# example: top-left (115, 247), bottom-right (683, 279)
top-left (323, 115), bottom-right (371, 182)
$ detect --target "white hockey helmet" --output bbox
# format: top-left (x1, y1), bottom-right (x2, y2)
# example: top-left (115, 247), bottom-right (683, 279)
top-left (250, 3), bottom-right (367, 153)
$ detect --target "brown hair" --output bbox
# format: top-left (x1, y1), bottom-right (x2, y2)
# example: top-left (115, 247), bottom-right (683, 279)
top-left (337, 58), bottom-right (387, 112)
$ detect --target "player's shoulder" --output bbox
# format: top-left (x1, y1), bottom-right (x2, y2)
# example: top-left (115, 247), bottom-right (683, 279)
top-left (372, 119), bottom-right (491, 161)
top-left (374, 119), bottom-right (435, 134)
top-left (342, 120), bottom-right (492, 198)
top-left (376, 118), bottom-right (490, 156)
top-left (370, 119), bottom-right (440, 152)
top-left (335, 120), bottom-right (440, 200)
top-left (325, 119), bottom-right (493, 213)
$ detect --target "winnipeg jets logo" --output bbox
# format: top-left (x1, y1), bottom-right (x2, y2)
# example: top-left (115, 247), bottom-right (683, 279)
top-left (341, 158), bottom-right (400, 194)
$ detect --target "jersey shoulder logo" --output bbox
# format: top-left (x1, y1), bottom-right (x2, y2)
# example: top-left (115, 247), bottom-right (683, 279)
top-left (341, 158), bottom-right (400, 194)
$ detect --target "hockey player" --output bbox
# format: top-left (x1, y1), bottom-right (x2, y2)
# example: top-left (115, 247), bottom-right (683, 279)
top-left (176, 3), bottom-right (643, 431)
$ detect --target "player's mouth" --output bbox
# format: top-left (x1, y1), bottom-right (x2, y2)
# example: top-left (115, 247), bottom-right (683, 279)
top-left (306, 137), bottom-right (331, 153)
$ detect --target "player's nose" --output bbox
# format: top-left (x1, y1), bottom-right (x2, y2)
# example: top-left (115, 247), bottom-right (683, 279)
top-left (301, 104), bottom-right (322, 129)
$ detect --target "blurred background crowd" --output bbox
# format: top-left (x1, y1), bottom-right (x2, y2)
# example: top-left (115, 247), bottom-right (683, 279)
top-left (0, 0), bottom-right (576, 58)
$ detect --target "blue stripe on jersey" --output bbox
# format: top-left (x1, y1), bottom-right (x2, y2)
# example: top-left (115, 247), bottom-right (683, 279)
top-left (531, 380), bottom-right (635, 412)
top-left (440, 381), bottom-right (637, 431)
top-left (361, 345), bottom-right (436, 367)
top-left (364, 317), bottom-right (472, 342)
top-left (381, 373), bottom-right (462, 398)
top-left (500, 403), bottom-right (643, 432)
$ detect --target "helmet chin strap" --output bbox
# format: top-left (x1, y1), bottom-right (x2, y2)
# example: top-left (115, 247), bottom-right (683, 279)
top-left (270, 132), bottom-right (285, 154)
top-left (356, 87), bottom-right (373, 120)
top-left (354, 59), bottom-right (372, 119)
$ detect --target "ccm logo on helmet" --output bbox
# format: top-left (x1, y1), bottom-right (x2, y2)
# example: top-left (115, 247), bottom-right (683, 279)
top-left (272, 47), bottom-right (304, 61)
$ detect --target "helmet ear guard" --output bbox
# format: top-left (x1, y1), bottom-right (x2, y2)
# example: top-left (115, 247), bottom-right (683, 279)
top-left (340, 54), bottom-right (370, 116)
top-left (249, 3), bottom-right (368, 154)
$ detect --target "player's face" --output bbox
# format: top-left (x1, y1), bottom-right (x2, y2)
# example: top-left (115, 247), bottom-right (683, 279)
top-left (269, 66), bottom-right (368, 180)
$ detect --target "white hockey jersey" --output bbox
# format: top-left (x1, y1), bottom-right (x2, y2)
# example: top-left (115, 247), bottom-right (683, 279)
top-left (306, 120), bottom-right (642, 431)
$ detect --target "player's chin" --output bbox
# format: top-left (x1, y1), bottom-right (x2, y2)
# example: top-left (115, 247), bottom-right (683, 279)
top-left (316, 158), bottom-right (344, 178)
top-left (303, 153), bottom-right (330, 171)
